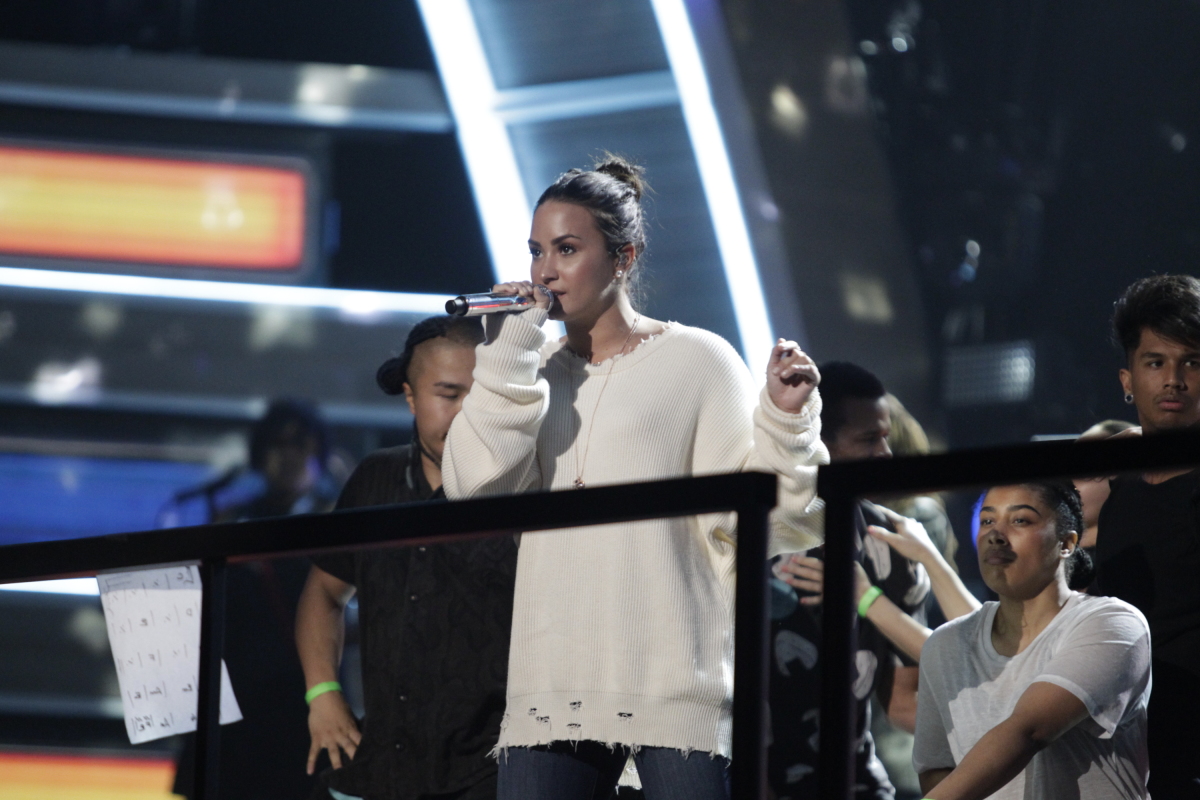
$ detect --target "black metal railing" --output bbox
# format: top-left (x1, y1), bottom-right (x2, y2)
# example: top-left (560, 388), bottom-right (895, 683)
top-left (0, 471), bottom-right (779, 800)
top-left (3, 433), bottom-right (1197, 799)
top-left (816, 431), bottom-right (1200, 800)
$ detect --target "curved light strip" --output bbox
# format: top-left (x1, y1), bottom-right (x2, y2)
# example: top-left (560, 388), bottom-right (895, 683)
top-left (0, 266), bottom-right (448, 315)
top-left (648, 0), bottom-right (775, 365)
top-left (414, 0), bottom-right (532, 285)
top-left (0, 578), bottom-right (99, 595)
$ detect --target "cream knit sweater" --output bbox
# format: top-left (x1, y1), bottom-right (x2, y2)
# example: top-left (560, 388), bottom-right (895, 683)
top-left (444, 308), bottom-right (828, 757)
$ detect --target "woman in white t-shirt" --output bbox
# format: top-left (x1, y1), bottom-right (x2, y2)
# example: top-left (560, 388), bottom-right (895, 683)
top-left (913, 479), bottom-right (1151, 800)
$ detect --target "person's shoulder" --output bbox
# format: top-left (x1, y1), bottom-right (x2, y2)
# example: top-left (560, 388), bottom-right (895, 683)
top-left (1066, 593), bottom-right (1150, 635)
top-left (338, 446), bottom-right (415, 509)
top-left (658, 324), bottom-right (751, 379)
top-left (927, 603), bottom-right (990, 653)
top-left (665, 322), bottom-right (737, 353)
top-left (354, 445), bottom-right (413, 475)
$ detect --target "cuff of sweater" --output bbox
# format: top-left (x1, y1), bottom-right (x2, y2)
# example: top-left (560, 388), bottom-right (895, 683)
top-left (483, 307), bottom-right (549, 350)
top-left (756, 385), bottom-right (823, 443)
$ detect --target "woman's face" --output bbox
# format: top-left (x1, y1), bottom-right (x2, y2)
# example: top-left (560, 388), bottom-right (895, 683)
top-left (528, 201), bottom-right (623, 322)
top-left (977, 485), bottom-right (1074, 600)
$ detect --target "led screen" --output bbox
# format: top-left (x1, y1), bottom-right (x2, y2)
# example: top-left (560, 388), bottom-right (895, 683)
top-left (0, 144), bottom-right (308, 271)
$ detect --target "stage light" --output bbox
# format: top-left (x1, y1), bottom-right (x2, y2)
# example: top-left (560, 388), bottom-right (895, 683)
top-left (648, 0), bottom-right (775, 363)
top-left (413, 0), bottom-right (532, 285)
top-left (0, 578), bottom-right (99, 595)
top-left (0, 266), bottom-right (448, 315)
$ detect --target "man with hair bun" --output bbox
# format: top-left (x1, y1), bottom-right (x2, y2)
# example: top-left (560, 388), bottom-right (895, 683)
top-left (1094, 273), bottom-right (1200, 797)
top-left (295, 315), bottom-right (517, 800)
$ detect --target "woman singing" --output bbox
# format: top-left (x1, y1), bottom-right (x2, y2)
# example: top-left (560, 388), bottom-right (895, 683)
top-left (914, 480), bottom-right (1150, 799)
top-left (443, 156), bottom-right (828, 800)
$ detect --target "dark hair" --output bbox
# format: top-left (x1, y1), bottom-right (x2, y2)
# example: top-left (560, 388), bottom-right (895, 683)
top-left (536, 154), bottom-right (649, 299)
top-left (817, 361), bottom-right (886, 440)
top-left (1021, 479), bottom-right (1095, 590)
top-left (376, 315), bottom-right (484, 395)
top-left (1112, 274), bottom-right (1200, 357)
top-left (249, 399), bottom-right (330, 471)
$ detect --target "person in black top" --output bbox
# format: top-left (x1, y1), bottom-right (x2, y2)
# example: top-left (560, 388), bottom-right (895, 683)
top-left (1094, 274), bottom-right (1200, 798)
top-left (171, 400), bottom-right (340, 800)
top-left (295, 316), bottom-right (518, 800)
top-left (767, 362), bottom-right (931, 800)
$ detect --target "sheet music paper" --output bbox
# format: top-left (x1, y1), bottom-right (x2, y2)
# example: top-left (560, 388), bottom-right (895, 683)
top-left (98, 565), bottom-right (242, 744)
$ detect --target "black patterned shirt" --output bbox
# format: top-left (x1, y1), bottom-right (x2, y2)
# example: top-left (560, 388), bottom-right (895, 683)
top-left (767, 501), bottom-right (930, 800)
top-left (312, 444), bottom-right (518, 800)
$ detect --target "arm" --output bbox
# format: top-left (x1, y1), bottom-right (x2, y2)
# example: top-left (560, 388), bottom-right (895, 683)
top-left (777, 556), bottom-right (929, 660)
top-left (745, 341), bottom-right (829, 554)
top-left (443, 307), bottom-right (550, 499)
top-left (690, 337), bottom-right (827, 554)
top-left (886, 665), bottom-right (919, 734)
top-left (295, 565), bottom-right (360, 775)
top-left (863, 593), bottom-right (930, 663)
top-left (920, 770), bottom-right (953, 795)
top-left (920, 682), bottom-right (1089, 800)
top-left (867, 508), bottom-right (981, 620)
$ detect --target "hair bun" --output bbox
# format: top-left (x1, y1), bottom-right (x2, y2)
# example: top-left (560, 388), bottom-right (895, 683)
top-left (594, 155), bottom-right (646, 200)
top-left (1068, 546), bottom-right (1096, 591)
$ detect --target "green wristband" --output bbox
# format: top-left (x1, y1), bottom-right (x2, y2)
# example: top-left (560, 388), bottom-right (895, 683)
top-left (857, 585), bottom-right (884, 618)
top-left (305, 681), bottom-right (342, 705)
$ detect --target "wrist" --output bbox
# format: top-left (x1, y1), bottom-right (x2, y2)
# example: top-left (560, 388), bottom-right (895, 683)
top-left (305, 681), bottom-right (342, 705)
top-left (857, 585), bottom-right (884, 618)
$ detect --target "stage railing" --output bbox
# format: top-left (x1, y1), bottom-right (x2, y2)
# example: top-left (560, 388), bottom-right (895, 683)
top-left (0, 471), bottom-right (779, 800)
top-left (816, 431), bottom-right (1200, 800)
top-left (4, 433), bottom-right (1196, 799)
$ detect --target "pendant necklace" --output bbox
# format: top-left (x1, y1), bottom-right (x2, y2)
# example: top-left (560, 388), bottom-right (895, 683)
top-left (573, 314), bottom-right (641, 489)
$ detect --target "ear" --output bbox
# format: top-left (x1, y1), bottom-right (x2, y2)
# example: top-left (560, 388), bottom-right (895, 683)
top-left (1118, 368), bottom-right (1133, 399)
top-left (1061, 529), bottom-right (1079, 557)
top-left (402, 381), bottom-right (417, 417)
top-left (614, 242), bottom-right (637, 274)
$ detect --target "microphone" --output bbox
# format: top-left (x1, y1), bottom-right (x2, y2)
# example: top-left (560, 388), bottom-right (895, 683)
top-left (445, 289), bottom-right (548, 316)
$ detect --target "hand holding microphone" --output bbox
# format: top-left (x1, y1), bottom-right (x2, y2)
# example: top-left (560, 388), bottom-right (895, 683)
top-left (446, 282), bottom-right (554, 316)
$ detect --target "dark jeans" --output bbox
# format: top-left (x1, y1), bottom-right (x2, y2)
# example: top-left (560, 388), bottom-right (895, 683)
top-left (497, 742), bottom-right (730, 800)
top-left (1148, 659), bottom-right (1200, 798)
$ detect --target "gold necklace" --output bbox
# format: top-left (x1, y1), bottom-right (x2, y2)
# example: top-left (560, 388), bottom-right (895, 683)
top-left (573, 314), bottom-right (641, 489)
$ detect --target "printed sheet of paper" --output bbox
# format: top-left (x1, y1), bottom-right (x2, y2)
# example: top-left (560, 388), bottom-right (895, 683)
top-left (98, 565), bottom-right (242, 744)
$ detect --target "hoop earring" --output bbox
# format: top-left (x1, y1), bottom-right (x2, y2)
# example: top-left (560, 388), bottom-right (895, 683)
top-left (1124, 393), bottom-right (1134, 404)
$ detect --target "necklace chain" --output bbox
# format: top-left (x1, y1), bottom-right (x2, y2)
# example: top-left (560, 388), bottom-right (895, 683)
top-left (573, 314), bottom-right (641, 489)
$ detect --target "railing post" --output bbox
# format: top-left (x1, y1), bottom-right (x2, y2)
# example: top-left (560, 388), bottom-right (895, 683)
top-left (194, 557), bottom-right (227, 800)
top-left (731, 499), bottom-right (772, 800)
top-left (818, 492), bottom-right (857, 800)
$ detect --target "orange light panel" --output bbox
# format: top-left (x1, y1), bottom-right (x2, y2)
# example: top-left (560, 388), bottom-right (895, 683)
top-left (0, 751), bottom-right (178, 800)
top-left (0, 146), bottom-right (306, 270)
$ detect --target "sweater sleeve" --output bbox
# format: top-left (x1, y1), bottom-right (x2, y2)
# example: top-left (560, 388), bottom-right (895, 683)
top-left (691, 334), bottom-right (828, 556)
top-left (750, 387), bottom-right (828, 555)
top-left (443, 308), bottom-right (550, 499)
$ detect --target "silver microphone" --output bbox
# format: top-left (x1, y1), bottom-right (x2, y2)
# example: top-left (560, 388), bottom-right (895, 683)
top-left (445, 287), bottom-right (550, 316)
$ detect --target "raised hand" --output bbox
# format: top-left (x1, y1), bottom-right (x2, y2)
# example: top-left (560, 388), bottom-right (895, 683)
top-left (767, 339), bottom-right (820, 414)
top-left (866, 506), bottom-right (939, 567)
